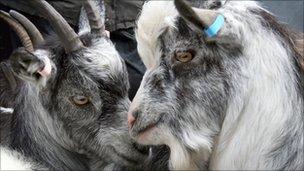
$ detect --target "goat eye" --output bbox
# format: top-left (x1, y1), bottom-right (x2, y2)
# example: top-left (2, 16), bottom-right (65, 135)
top-left (71, 95), bottom-right (90, 106)
top-left (175, 51), bottom-right (194, 63)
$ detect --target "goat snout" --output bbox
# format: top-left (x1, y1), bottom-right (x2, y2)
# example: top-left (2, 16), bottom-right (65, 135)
top-left (127, 110), bottom-right (139, 128)
top-left (37, 56), bottom-right (52, 77)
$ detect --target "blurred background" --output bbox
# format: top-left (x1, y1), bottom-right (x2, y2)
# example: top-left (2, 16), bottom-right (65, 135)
top-left (262, 0), bottom-right (303, 32)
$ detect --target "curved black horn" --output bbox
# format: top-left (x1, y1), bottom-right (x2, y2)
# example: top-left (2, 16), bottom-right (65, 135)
top-left (82, 0), bottom-right (105, 36)
top-left (174, 0), bottom-right (218, 30)
top-left (9, 10), bottom-right (44, 47)
top-left (174, 0), bottom-right (207, 29)
top-left (29, 0), bottom-right (83, 53)
top-left (0, 10), bottom-right (34, 52)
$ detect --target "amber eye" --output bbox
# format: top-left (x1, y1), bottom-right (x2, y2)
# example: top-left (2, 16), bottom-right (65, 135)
top-left (175, 51), bottom-right (194, 63)
top-left (71, 95), bottom-right (90, 106)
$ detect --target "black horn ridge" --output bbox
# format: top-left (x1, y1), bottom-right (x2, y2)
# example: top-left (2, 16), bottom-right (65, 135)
top-left (29, 0), bottom-right (83, 53)
top-left (0, 10), bottom-right (34, 52)
top-left (174, 0), bottom-right (207, 29)
top-left (174, 0), bottom-right (219, 33)
top-left (82, 0), bottom-right (105, 36)
top-left (9, 10), bottom-right (44, 47)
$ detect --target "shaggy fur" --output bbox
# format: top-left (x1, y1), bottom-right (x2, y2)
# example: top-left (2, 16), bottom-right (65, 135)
top-left (0, 3), bottom-right (150, 170)
top-left (130, 0), bottom-right (303, 170)
top-left (1, 33), bottom-right (150, 170)
top-left (0, 62), bottom-right (20, 108)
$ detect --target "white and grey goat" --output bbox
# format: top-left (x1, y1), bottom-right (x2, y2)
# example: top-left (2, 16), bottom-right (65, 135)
top-left (128, 0), bottom-right (303, 170)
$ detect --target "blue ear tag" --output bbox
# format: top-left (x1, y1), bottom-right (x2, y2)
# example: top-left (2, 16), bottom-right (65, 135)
top-left (204, 15), bottom-right (225, 38)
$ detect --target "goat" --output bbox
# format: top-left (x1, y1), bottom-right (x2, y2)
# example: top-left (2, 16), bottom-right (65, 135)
top-left (0, 0), bottom-right (150, 170)
top-left (127, 0), bottom-right (304, 170)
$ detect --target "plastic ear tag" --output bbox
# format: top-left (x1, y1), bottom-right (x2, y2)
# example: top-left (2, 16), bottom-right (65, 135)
top-left (204, 15), bottom-right (225, 38)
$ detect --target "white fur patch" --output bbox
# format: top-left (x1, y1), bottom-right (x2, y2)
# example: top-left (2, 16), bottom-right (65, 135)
top-left (182, 131), bottom-right (212, 152)
top-left (168, 138), bottom-right (195, 170)
top-left (33, 49), bottom-right (53, 87)
top-left (136, 1), bottom-right (178, 69)
top-left (0, 148), bottom-right (32, 170)
top-left (0, 107), bottom-right (14, 114)
top-left (159, 130), bottom-right (197, 170)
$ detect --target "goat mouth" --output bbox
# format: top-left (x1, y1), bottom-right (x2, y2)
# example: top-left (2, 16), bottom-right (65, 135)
top-left (137, 122), bottom-right (158, 136)
top-left (133, 116), bottom-right (163, 138)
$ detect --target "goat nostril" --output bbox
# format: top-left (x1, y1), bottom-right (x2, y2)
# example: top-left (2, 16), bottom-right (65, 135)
top-left (127, 110), bottom-right (139, 128)
top-left (127, 114), bottom-right (136, 128)
top-left (133, 110), bottom-right (139, 119)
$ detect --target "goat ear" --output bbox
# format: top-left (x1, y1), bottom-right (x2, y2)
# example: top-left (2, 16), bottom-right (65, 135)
top-left (10, 48), bottom-right (52, 87)
top-left (174, 0), bottom-right (221, 37)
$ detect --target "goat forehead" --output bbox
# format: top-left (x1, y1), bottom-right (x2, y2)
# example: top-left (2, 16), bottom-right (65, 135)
top-left (162, 18), bottom-right (200, 49)
top-left (69, 68), bottom-right (96, 85)
top-left (54, 65), bottom-right (99, 95)
top-left (136, 1), bottom-right (263, 69)
top-left (72, 38), bottom-right (125, 78)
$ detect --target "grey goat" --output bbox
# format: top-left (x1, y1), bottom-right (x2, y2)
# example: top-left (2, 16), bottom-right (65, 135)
top-left (128, 0), bottom-right (304, 170)
top-left (0, 0), bottom-right (150, 170)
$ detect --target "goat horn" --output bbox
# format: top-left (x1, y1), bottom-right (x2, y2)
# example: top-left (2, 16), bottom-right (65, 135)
top-left (174, 0), bottom-right (218, 30)
top-left (29, 0), bottom-right (83, 53)
top-left (9, 10), bottom-right (44, 47)
top-left (0, 10), bottom-right (34, 52)
top-left (82, 0), bottom-right (105, 36)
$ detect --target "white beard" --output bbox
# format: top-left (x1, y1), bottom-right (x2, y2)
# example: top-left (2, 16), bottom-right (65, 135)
top-left (0, 147), bottom-right (33, 170)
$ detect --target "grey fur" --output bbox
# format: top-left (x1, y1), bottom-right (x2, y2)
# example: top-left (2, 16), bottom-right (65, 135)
top-left (0, 1), bottom-right (152, 170)
top-left (130, 0), bottom-right (303, 170)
